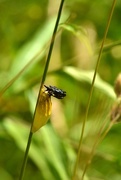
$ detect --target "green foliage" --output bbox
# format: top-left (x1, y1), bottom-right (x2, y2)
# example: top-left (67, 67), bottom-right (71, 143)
top-left (0, 0), bottom-right (121, 180)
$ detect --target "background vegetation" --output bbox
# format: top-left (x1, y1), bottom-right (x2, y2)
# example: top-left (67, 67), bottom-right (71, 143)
top-left (0, 0), bottom-right (121, 179)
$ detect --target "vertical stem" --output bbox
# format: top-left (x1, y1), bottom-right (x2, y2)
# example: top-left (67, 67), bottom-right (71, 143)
top-left (72, 0), bottom-right (117, 179)
top-left (41, 0), bottom-right (65, 86)
top-left (19, 0), bottom-right (65, 179)
top-left (31, 0), bottom-right (65, 131)
top-left (19, 132), bottom-right (33, 180)
top-left (81, 116), bottom-right (110, 179)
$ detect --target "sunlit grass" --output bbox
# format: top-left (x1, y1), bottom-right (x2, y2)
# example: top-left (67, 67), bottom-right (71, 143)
top-left (0, 0), bottom-right (121, 180)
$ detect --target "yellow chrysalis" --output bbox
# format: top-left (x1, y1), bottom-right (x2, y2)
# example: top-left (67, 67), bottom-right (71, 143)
top-left (31, 87), bottom-right (52, 133)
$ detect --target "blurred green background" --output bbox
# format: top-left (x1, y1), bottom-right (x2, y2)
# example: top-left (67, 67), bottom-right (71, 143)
top-left (0, 0), bottom-right (121, 180)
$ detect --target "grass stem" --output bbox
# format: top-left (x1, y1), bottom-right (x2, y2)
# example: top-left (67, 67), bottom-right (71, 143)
top-left (71, 0), bottom-right (117, 179)
top-left (19, 132), bottom-right (33, 180)
top-left (19, 0), bottom-right (65, 179)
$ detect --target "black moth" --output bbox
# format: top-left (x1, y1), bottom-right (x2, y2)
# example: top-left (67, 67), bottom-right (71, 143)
top-left (44, 85), bottom-right (66, 99)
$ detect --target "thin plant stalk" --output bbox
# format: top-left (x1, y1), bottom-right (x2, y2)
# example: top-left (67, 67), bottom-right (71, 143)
top-left (19, 0), bottom-right (65, 180)
top-left (81, 114), bottom-right (111, 179)
top-left (18, 132), bottom-right (33, 180)
top-left (72, 0), bottom-right (117, 179)
top-left (81, 111), bottom-right (120, 180)
top-left (0, 48), bottom-right (45, 97)
top-left (82, 79), bottom-right (121, 178)
top-left (98, 113), bottom-right (120, 145)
